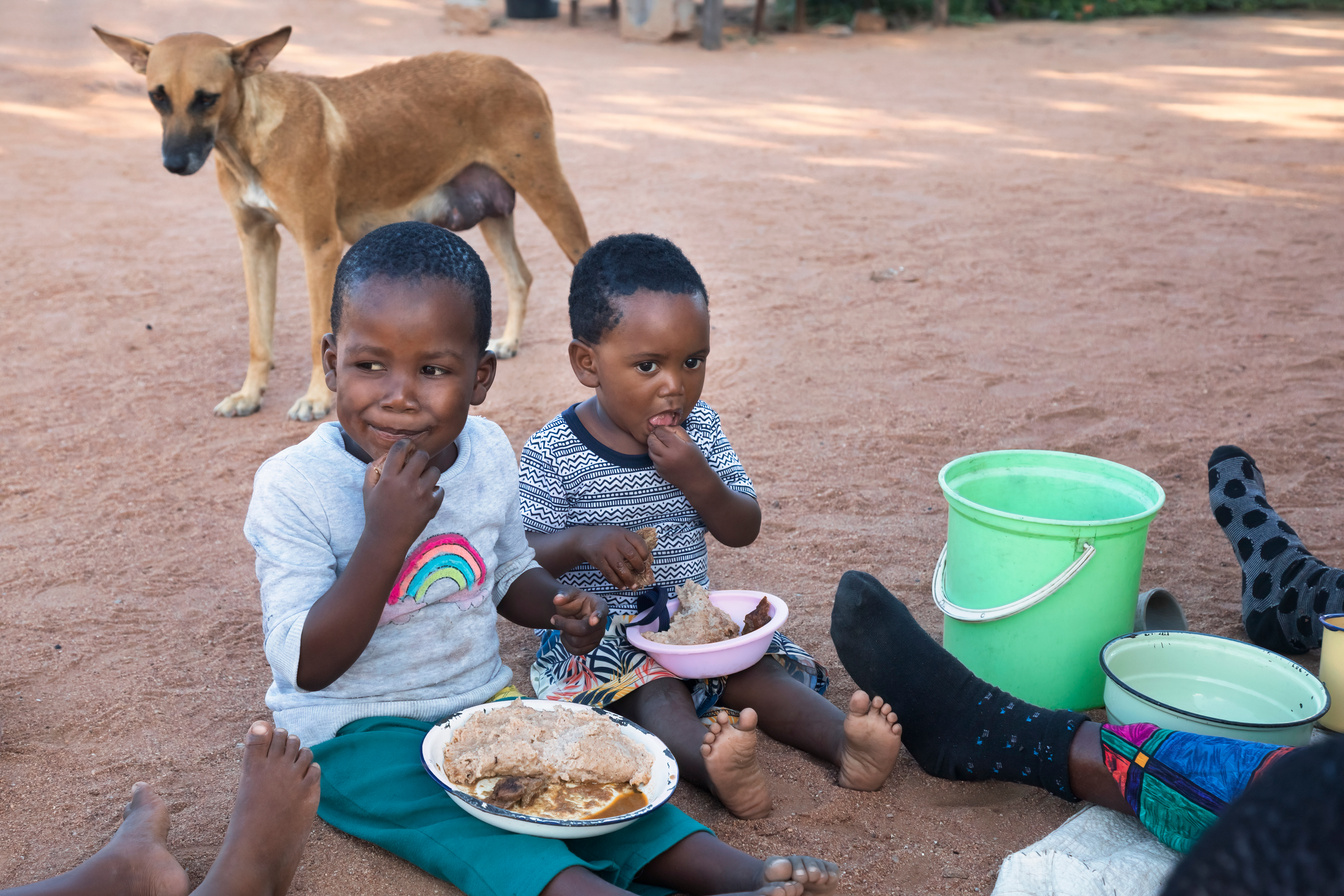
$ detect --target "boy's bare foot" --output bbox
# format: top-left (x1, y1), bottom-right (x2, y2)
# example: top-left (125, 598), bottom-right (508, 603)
top-left (836, 690), bottom-right (902, 791)
top-left (193, 721), bottom-right (320, 896)
top-left (700, 708), bottom-right (773, 819)
top-left (759, 855), bottom-right (841, 895)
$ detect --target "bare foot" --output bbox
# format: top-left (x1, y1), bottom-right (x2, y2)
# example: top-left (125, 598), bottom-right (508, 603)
top-left (725, 879), bottom-right (803, 896)
top-left (7, 782), bottom-right (189, 896)
top-left (759, 855), bottom-right (841, 895)
top-left (836, 690), bottom-right (903, 791)
top-left (192, 721), bottom-right (320, 896)
top-left (700, 708), bottom-right (773, 819)
top-left (97, 783), bottom-right (189, 896)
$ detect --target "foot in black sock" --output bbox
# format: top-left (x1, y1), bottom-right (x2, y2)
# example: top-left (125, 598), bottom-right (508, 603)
top-left (1208, 445), bottom-right (1344, 653)
top-left (830, 571), bottom-right (1086, 801)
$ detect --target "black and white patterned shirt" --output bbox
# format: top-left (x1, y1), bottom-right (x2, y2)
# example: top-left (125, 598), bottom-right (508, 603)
top-left (519, 401), bottom-right (756, 615)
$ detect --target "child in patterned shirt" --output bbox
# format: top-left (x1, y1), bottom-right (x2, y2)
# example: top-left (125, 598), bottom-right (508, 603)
top-left (520, 233), bottom-right (903, 819)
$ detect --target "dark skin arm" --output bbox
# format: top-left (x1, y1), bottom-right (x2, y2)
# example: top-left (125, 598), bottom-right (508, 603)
top-left (647, 424), bottom-right (760, 547)
top-left (528, 527), bottom-right (653, 590)
top-left (295, 440), bottom-right (605, 692)
top-left (497, 566), bottom-right (607, 654)
top-left (527, 424), bottom-right (760, 588)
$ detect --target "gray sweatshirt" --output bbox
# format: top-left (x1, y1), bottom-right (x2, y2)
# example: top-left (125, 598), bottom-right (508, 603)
top-left (244, 418), bottom-right (537, 746)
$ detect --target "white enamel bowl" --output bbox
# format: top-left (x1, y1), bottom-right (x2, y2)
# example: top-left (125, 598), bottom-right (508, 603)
top-left (1101, 630), bottom-right (1329, 747)
top-left (421, 699), bottom-right (678, 838)
top-left (625, 590), bottom-right (788, 678)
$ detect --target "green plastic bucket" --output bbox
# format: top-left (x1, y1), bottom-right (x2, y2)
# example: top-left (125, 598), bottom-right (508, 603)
top-left (936, 450), bottom-right (1165, 710)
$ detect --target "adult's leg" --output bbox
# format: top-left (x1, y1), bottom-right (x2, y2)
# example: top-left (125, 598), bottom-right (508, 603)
top-left (830, 571), bottom-right (1087, 801)
top-left (1158, 734), bottom-right (1344, 896)
top-left (1, 784), bottom-right (188, 896)
top-left (2, 721), bottom-right (318, 896)
top-left (831, 571), bottom-right (1297, 853)
top-left (192, 721), bottom-right (321, 896)
top-left (1208, 445), bottom-right (1344, 653)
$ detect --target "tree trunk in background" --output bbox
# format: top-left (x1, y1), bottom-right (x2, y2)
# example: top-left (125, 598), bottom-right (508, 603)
top-left (933, 0), bottom-right (948, 24)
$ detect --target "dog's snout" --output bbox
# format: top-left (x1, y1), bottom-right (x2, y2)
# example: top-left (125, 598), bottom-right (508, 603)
top-left (161, 131), bottom-right (214, 176)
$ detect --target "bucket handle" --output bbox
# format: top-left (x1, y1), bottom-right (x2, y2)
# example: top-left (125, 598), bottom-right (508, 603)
top-left (931, 541), bottom-right (1096, 623)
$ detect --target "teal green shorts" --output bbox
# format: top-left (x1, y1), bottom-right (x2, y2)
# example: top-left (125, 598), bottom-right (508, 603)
top-left (310, 716), bottom-right (710, 896)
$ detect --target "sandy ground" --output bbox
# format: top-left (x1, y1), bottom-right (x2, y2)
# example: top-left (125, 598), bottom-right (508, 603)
top-left (2, 1), bottom-right (1343, 892)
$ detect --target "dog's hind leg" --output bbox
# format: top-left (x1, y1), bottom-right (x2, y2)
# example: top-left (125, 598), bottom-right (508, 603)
top-left (503, 148), bottom-right (591, 265)
top-left (510, 169), bottom-right (585, 264)
top-left (216, 210), bottom-right (281, 417)
top-left (478, 214), bottom-right (533, 359)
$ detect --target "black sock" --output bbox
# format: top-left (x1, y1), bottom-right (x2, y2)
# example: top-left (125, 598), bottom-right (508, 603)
top-left (830, 571), bottom-right (1087, 802)
top-left (1208, 445), bottom-right (1344, 654)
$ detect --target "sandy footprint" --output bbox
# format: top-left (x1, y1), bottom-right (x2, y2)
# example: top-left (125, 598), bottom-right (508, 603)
top-left (836, 690), bottom-right (903, 791)
top-left (700, 708), bottom-right (773, 819)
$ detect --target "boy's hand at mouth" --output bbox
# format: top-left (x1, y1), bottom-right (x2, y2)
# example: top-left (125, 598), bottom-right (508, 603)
top-left (647, 425), bottom-right (713, 492)
top-left (573, 526), bottom-right (654, 589)
top-left (362, 438), bottom-right (444, 551)
top-left (552, 590), bottom-right (608, 655)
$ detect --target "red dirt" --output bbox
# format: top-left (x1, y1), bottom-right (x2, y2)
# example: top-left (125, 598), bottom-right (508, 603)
top-left (2, 2), bottom-right (1342, 893)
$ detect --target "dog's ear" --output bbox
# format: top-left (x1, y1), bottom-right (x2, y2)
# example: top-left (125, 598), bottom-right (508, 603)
top-left (93, 26), bottom-right (153, 75)
top-left (230, 26), bottom-right (292, 77)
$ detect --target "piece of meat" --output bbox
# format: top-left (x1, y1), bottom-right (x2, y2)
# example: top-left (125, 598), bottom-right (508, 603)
top-left (486, 776), bottom-right (548, 810)
top-left (630, 527), bottom-right (658, 590)
top-left (740, 596), bottom-right (773, 635)
top-left (644, 580), bottom-right (740, 646)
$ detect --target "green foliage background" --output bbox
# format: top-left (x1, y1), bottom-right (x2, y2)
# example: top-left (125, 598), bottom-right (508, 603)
top-left (774, 0), bottom-right (1344, 26)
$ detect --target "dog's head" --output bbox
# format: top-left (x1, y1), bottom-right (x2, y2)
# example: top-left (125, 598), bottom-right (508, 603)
top-left (93, 26), bottom-right (292, 176)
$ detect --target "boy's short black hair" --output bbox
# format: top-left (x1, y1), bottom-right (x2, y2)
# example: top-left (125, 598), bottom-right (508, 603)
top-left (331, 221), bottom-right (491, 353)
top-left (569, 233), bottom-right (707, 344)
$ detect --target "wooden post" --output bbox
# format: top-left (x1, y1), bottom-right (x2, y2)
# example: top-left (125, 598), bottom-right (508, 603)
top-left (794, 0), bottom-right (807, 31)
top-left (570, 0), bottom-right (579, 25)
top-left (701, 0), bottom-right (724, 48)
top-left (932, 0), bottom-right (948, 25)
top-left (752, 0), bottom-right (765, 36)
top-left (610, 0), bottom-right (619, 17)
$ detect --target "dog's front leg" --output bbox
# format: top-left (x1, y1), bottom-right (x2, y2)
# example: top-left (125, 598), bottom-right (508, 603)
top-left (215, 208), bottom-right (281, 417)
top-left (287, 231), bottom-right (342, 421)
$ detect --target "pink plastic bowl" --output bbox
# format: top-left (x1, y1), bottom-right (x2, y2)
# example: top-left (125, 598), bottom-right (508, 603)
top-left (625, 591), bottom-right (788, 678)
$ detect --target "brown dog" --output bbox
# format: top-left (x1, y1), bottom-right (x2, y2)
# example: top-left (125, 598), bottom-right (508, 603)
top-left (95, 26), bottom-right (591, 420)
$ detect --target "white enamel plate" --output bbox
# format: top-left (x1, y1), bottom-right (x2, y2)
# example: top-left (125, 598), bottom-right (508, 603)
top-left (421, 699), bottom-right (679, 839)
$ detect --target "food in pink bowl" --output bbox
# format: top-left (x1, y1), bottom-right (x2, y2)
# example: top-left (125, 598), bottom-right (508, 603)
top-left (626, 589), bottom-right (789, 678)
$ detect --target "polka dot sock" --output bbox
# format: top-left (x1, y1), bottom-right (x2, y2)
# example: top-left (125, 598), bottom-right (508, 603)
top-left (830, 570), bottom-right (1087, 801)
top-left (1208, 445), bottom-right (1344, 654)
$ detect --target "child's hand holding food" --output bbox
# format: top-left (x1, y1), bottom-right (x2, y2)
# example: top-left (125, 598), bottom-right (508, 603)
top-left (647, 425), bottom-right (713, 493)
top-left (362, 439), bottom-right (444, 550)
top-left (552, 590), bottom-right (608, 655)
top-left (573, 526), bottom-right (655, 590)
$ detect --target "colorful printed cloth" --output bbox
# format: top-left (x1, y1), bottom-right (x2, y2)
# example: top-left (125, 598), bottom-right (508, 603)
top-left (1100, 722), bottom-right (1295, 853)
top-left (531, 605), bottom-right (827, 720)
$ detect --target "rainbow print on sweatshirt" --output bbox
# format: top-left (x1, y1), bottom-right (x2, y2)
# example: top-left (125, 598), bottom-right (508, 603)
top-left (380, 533), bottom-right (488, 625)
